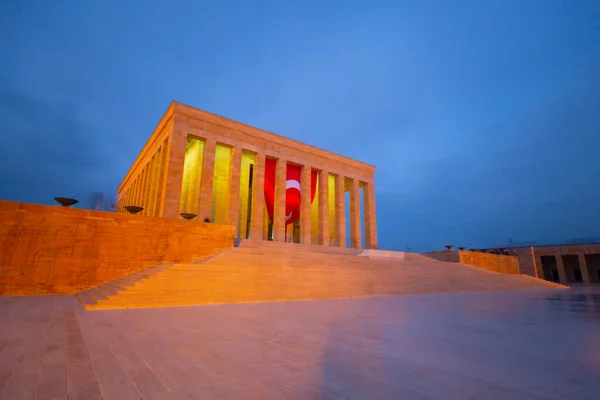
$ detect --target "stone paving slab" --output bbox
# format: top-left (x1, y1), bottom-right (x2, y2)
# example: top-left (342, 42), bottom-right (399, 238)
top-left (1, 290), bottom-right (600, 399)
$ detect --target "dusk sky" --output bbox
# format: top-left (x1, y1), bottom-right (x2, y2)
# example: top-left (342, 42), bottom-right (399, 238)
top-left (1, 0), bottom-right (598, 252)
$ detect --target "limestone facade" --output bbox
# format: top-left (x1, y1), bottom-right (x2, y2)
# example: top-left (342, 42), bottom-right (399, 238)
top-left (117, 102), bottom-right (378, 249)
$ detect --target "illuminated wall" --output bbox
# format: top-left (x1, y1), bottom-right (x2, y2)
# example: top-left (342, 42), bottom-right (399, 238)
top-left (211, 144), bottom-right (232, 224)
top-left (292, 219), bottom-right (300, 243)
top-left (238, 151), bottom-right (255, 238)
top-left (179, 138), bottom-right (205, 214)
top-left (311, 177), bottom-right (319, 244)
top-left (0, 200), bottom-right (235, 295)
top-left (328, 174), bottom-right (336, 245)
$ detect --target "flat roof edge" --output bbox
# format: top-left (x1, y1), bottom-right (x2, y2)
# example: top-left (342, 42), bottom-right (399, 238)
top-left (172, 101), bottom-right (377, 171)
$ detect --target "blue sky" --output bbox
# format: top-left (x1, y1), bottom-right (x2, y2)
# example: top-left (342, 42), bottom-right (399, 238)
top-left (1, 0), bottom-right (599, 252)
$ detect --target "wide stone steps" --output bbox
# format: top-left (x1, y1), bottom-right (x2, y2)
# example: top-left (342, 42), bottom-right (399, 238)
top-left (77, 243), bottom-right (565, 310)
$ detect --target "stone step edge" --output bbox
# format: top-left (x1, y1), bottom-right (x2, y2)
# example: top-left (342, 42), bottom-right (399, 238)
top-left (77, 250), bottom-right (227, 310)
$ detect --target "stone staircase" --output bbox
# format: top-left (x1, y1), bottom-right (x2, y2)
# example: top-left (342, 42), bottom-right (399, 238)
top-left (77, 240), bottom-right (566, 310)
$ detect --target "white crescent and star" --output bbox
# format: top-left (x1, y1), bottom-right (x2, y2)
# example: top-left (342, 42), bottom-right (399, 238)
top-left (286, 179), bottom-right (300, 191)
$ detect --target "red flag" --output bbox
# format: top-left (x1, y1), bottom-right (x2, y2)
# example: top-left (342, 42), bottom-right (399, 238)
top-left (264, 157), bottom-right (276, 223)
top-left (285, 163), bottom-right (301, 224)
top-left (311, 170), bottom-right (317, 203)
top-left (263, 159), bottom-right (318, 225)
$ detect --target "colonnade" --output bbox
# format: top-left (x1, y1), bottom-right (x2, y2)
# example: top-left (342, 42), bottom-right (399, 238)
top-left (117, 136), bottom-right (170, 218)
top-left (175, 136), bottom-right (378, 250)
top-left (534, 249), bottom-right (599, 284)
top-left (118, 132), bottom-right (378, 250)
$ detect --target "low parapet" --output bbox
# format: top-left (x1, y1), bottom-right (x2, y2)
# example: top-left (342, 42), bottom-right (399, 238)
top-left (359, 249), bottom-right (406, 260)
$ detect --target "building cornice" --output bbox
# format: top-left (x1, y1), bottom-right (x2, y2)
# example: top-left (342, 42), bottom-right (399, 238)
top-left (172, 101), bottom-right (376, 173)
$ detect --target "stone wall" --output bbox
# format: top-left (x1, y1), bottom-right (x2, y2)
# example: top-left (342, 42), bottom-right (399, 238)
top-left (0, 201), bottom-right (234, 295)
top-left (509, 247), bottom-right (537, 277)
top-left (424, 249), bottom-right (520, 274)
top-left (423, 250), bottom-right (460, 263)
top-left (458, 251), bottom-right (520, 274)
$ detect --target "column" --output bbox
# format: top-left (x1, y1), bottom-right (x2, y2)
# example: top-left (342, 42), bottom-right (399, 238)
top-left (160, 128), bottom-right (187, 219)
top-left (578, 253), bottom-right (591, 283)
top-left (273, 159), bottom-right (287, 242)
top-left (300, 165), bottom-right (312, 244)
top-left (198, 139), bottom-right (216, 221)
top-left (349, 178), bottom-right (362, 249)
top-left (555, 254), bottom-right (567, 284)
top-left (131, 179), bottom-right (139, 206)
top-left (318, 170), bottom-right (330, 246)
top-left (140, 164), bottom-right (149, 215)
top-left (363, 181), bottom-right (378, 249)
top-left (146, 154), bottom-right (157, 216)
top-left (156, 137), bottom-right (171, 217)
top-left (250, 152), bottom-right (265, 240)
top-left (148, 149), bottom-right (161, 217)
top-left (531, 247), bottom-right (543, 279)
top-left (334, 175), bottom-right (346, 247)
top-left (228, 146), bottom-right (243, 235)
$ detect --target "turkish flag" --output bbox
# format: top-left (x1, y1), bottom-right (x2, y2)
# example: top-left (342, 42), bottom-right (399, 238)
top-left (264, 158), bottom-right (277, 223)
top-left (263, 159), bottom-right (318, 225)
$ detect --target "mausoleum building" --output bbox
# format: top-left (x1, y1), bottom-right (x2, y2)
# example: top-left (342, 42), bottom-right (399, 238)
top-left (116, 102), bottom-right (378, 249)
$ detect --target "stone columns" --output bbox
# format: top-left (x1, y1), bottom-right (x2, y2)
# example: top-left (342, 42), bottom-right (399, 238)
top-left (273, 159), bottom-right (287, 242)
top-left (555, 254), bottom-right (567, 284)
top-left (156, 136), bottom-right (171, 217)
top-left (334, 175), bottom-right (346, 247)
top-left (578, 253), bottom-right (591, 283)
top-left (198, 139), bottom-right (216, 221)
top-left (147, 152), bottom-right (160, 217)
top-left (228, 146), bottom-right (243, 235)
top-left (363, 181), bottom-right (378, 249)
top-left (250, 152), bottom-right (265, 241)
top-left (138, 166), bottom-right (146, 213)
top-left (349, 178), bottom-right (361, 249)
top-left (141, 165), bottom-right (150, 215)
top-left (300, 165), bottom-right (312, 244)
top-left (531, 247), bottom-right (543, 279)
top-left (160, 129), bottom-right (187, 219)
top-left (131, 180), bottom-right (138, 207)
top-left (318, 170), bottom-right (330, 246)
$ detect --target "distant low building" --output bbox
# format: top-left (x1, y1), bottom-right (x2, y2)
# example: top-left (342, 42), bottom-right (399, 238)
top-left (481, 243), bottom-right (600, 285)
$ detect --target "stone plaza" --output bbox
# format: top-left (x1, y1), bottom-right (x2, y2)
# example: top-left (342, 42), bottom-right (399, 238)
top-left (1, 289), bottom-right (599, 399)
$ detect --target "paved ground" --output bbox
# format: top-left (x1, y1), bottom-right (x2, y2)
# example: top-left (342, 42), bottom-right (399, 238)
top-left (1, 289), bottom-right (600, 399)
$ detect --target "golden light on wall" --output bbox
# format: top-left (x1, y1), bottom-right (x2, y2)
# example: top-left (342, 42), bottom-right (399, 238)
top-left (311, 175), bottom-right (319, 244)
top-left (211, 144), bottom-right (232, 224)
top-left (180, 138), bottom-right (205, 214)
top-left (328, 174), bottom-right (336, 244)
top-left (238, 151), bottom-right (255, 238)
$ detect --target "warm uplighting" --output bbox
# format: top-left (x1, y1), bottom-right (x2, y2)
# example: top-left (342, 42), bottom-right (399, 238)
top-left (212, 144), bottom-right (232, 224)
top-left (180, 138), bottom-right (205, 215)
